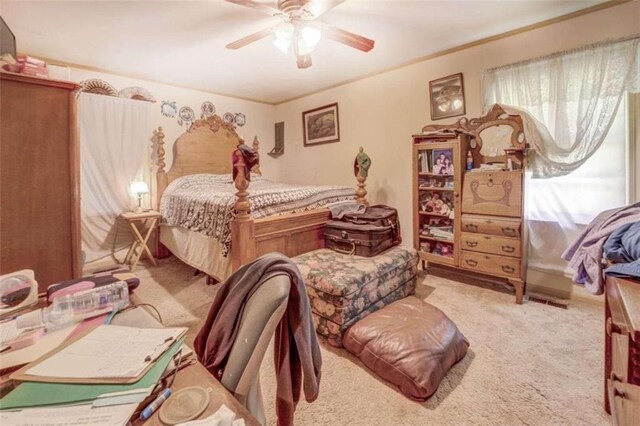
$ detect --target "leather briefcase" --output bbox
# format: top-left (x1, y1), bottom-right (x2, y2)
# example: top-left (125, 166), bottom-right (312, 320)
top-left (342, 205), bottom-right (402, 245)
top-left (324, 220), bottom-right (396, 257)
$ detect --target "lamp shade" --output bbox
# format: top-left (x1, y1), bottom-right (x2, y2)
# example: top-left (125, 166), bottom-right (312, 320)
top-left (131, 181), bottom-right (149, 195)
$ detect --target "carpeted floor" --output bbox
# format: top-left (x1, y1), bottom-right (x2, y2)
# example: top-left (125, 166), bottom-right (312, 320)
top-left (133, 256), bottom-right (609, 426)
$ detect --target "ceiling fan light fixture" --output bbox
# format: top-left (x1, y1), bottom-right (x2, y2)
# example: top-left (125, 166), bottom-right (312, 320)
top-left (301, 26), bottom-right (321, 49)
top-left (272, 23), bottom-right (294, 54)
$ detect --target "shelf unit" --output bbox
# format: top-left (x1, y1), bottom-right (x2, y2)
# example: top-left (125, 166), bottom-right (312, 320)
top-left (412, 134), bottom-right (468, 267)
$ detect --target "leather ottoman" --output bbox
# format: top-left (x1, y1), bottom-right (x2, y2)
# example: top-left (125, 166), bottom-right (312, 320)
top-left (343, 296), bottom-right (469, 401)
top-left (293, 246), bottom-right (418, 347)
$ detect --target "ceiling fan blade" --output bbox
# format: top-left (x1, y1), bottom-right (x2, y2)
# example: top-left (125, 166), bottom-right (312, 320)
top-left (313, 22), bottom-right (374, 52)
top-left (301, 0), bottom-right (346, 19)
top-left (226, 26), bottom-right (276, 50)
top-left (225, 0), bottom-right (287, 18)
top-left (297, 54), bottom-right (313, 69)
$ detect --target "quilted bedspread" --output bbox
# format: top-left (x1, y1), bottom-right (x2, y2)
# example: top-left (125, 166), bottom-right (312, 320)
top-left (160, 174), bottom-right (355, 256)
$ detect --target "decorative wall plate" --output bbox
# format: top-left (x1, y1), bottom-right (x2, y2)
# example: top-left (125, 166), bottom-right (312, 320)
top-left (118, 86), bottom-right (156, 102)
top-left (160, 101), bottom-right (177, 118)
top-left (223, 112), bottom-right (235, 124)
top-left (179, 106), bottom-right (195, 122)
top-left (234, 113), bottom-right (246, 127)
top-left (201, 102), bottom-right (216, 118)
top-left (79, 79), bottom-right (117, 96)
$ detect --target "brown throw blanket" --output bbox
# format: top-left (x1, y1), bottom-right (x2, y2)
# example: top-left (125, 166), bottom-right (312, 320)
top-left (194, 253), bottom-right (322, 426)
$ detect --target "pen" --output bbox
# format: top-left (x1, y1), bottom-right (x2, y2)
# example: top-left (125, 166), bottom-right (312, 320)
top-left (139, 387), bottom-right (172, 420)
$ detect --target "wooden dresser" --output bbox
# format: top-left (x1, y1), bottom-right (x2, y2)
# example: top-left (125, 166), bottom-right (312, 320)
top-left (605, 276), bottom-right (640, 425)
top-left (414, 105), bottom-right (528, 304)
top-left (459, 168), bottom-right (526, 303)
top-left (0, 72), bottom-right (81, 292)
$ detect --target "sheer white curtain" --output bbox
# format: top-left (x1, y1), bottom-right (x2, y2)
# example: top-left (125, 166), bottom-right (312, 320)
top-left (80, 93), bottom-right (152, 263)
top-left (481, 37), bottom-right (639, 276)
top-left (482, 36), bottom-right (639, 178)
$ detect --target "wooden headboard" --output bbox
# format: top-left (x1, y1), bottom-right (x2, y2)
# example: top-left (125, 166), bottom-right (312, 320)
top-left (154, 114), bottom-right (258, 210)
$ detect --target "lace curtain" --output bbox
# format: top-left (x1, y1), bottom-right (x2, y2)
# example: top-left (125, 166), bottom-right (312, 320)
top-left (80, 93), bottom-right (152, 263)
top-left (482, 36), bottom-right (639, 178)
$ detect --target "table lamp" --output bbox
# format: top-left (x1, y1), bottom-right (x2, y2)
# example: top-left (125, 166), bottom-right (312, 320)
top-left (131, 181), bottom-right (149, 213)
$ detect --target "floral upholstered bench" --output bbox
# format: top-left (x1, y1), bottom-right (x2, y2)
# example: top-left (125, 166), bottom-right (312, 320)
top-left (293, 246), bottom-right (418, 347)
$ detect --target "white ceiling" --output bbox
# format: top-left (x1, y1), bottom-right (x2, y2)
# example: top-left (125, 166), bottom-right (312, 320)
top-left (2, 0), bottom-right (603, 104)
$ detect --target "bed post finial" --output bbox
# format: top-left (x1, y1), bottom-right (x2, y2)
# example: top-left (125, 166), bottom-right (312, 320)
top-left (251, 136), bottom-right (262, 176)
top-left (231, 148), bottom-right (256, 271)
top-left (232, 149), bottom-right (251, 220)
top-left (155, 126), bottom-right (167, 211)
top-left (354, 146), bottom-right (370, 206)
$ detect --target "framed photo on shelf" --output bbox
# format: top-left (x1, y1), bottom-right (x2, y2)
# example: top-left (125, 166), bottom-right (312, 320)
top-left (302, 102), bottom-right (340, 146)
top-left (429, 73), bottom-right (465, 120)
top-left (432, 148), bottom-right (454, 175)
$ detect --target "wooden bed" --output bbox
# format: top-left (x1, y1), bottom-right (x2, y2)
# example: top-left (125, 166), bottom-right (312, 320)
top-left (153, 114), bottom-right (368, 275)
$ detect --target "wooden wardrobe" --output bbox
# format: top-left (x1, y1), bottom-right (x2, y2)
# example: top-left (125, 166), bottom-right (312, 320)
top-left (0, 72), bottom-right (81, 292)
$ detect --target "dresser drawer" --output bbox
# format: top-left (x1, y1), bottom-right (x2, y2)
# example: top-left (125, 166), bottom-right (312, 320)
top-left (461, 232), bottom-right (521, 258)
top-left (462, 171), bottom-right (522, 217)
top-left (610, 321), bottom-right (630, 382)
top-left (461, 251), bottom-right (521, 278)
top-left (461, 214), bottom-right (521, 238)
top-left (608, 379), bottom-right (640, 426)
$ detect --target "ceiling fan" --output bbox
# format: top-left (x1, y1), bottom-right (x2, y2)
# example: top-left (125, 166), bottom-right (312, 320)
top-left (225, 0), bottom-right (375, 69)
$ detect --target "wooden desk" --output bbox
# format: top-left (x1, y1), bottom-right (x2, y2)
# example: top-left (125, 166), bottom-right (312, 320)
top-left (131, 361), bottom-right (260, 426)
top-left (122, 297), bottom-right (260, 426)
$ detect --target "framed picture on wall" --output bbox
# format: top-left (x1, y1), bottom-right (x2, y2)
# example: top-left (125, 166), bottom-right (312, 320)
top-left (429, 73), bottom-right (465, 120)
top-left (302, 103), bottom-right (340, 146)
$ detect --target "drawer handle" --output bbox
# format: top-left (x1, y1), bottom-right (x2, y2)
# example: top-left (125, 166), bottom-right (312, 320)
top-left (501, 227), bottom-right (517, 236)
top-left (606, 318), bottom-right (622, 336)
top-left (465, 259), bottom-right (478, 267)
top-left (613, 388), bottom-right (627, 399)
top-left (502, 265), bottom-right (515, 274)
top-left (465, 224), bottom-right (478, 232)
top-left (465, 241), bottom-right (478, 248)
top-left (610, 372), bottom-right (623, 382)
top-left (501, 245), bottom-right (516, 253)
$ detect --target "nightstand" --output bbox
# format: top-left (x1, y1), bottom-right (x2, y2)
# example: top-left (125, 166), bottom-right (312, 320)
top-left (119, 210), bottom-right (161, 270)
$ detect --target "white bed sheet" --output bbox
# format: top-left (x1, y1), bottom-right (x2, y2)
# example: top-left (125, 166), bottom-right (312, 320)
top-left (159, 224), bottom-right (232, 282)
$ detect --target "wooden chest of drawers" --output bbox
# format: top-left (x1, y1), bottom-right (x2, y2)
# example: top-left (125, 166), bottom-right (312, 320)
top-left (605, 276), bottom-right (640, 425)
top-left (460, 171), bottom-right (527, 304)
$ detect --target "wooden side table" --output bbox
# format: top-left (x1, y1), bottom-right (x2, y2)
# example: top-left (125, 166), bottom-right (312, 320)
top-left (120, 210), bottom-right (161, 270)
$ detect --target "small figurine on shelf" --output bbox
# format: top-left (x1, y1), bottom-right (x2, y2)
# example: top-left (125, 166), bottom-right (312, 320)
top-left (466, 150), bottom-right (473, 170)
top-left (433, 199), bottom-right (451, 216)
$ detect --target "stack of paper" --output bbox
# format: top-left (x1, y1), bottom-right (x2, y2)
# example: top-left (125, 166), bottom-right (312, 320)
top-left (1, 324), bottom-right (187, 426)
top-left (13, 325), bottom-right (185, 383)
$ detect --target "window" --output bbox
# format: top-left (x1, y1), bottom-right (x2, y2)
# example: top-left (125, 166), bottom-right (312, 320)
top-left (527, 95), bottom-right (629, 226)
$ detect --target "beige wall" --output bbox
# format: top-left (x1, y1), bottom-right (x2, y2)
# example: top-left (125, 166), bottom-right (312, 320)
top-left (272, 2), bottom-right (640, 297)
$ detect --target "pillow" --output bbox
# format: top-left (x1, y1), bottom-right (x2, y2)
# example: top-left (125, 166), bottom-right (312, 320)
top-left (343, 296), bottom-right (469, 401)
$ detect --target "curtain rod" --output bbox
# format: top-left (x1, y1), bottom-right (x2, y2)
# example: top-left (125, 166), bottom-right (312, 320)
top-left (483, 34), bottom-right (640, 74)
